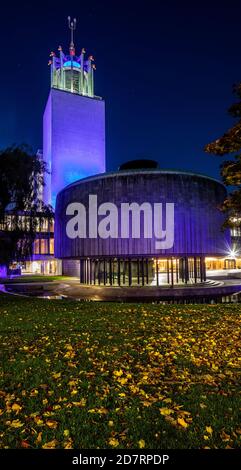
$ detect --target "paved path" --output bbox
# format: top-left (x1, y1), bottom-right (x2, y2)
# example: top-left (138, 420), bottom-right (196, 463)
top-left (51, 279), bottom-right (241, 301)
top-left (2, 276), bottom-right (241, 302)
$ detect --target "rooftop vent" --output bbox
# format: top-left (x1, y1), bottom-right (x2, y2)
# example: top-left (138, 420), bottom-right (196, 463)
top-left (119, 159), bottom-right (159, 171)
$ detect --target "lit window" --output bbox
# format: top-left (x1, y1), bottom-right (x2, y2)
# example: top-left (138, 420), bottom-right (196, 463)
top-left (49, 239), bottom-right (54, 255)
top-left (40, 239), bottom-right (49, 254)
top-left (33, 239), bottom-right (40, 254)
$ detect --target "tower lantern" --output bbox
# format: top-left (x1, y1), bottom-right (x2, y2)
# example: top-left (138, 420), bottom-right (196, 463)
top-left (50, 17), bottom-right (94, 97)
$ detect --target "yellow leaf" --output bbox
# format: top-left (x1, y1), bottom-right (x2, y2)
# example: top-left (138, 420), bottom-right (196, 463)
top-left (7, 419), bottom-right (24, 428)
top-left (109, 438), bottom-right (119, 447)
top-left (35, 418), bottom-right (44, 426)
top-left (72, 399), bottom-right (86, 407)
top-left (113, 370), bottom-right (123, 377)
top-left (108, 421), bottom-right (114, 427)
top-left (142, 401), bottom-right (152, 407)
top-left (52, 372), bottom-right (61, 379)
top-left (138, 439), bottom-right (145, 448)
top-left (12, 403), bottom-right (22, 413)
top-left (63, 429), bottom-right (70, 437)
top-left (64, 438), bottom-right (73, 449)
top-left (97, 408), bottom-right (108, 415)
top-left (118, 377), bottom-right (128, 385)
top-left (163, 398), bottom-right (172, 404)
top-left (42, 439), bottom-right (58, 449)
top-left (177, 418), bottom-right (189, 428)
top-left (160, 408), bottom-right (173, 416)
top-left (67, 361), bottom-right (77, 368)
top-left (36, 432), bottom-right (42, 443)
top-left (64, 351), bottom-right (76, 359)
top-left (46, 420), bottom-right (58, 429)
top-left (206, 426), bottom-right (213, 435)
top-left (68, 380), bottom-right (77, 387)
top-left (43, 411), bottom-right (54, 417)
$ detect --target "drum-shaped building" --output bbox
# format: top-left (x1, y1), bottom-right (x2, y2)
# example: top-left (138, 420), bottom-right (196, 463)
top-left (55, 163), bottom-right (230, 286)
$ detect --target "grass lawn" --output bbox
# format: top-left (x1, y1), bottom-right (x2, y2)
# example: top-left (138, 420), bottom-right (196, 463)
top-left (0, 275), bottom-right (74, 284)
top-left (0, 295), bottom-right (241, 449)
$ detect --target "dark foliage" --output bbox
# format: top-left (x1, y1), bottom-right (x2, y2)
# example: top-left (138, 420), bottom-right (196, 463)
top-left (0, 145), bottom-right (53, 265)
top-left (205, 83), bottom-right (241, 226)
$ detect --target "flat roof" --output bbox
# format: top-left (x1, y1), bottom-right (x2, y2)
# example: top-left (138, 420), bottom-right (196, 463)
top-left (59, 168), bottom-right (225, 195)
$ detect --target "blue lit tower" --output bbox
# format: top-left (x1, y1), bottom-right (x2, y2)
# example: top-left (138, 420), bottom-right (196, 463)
top-left (43, 17), bottom-right (106, 207)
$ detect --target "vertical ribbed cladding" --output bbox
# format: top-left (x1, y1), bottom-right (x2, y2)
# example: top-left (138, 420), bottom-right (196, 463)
top-left (54, 170), bottom-right (230, 259)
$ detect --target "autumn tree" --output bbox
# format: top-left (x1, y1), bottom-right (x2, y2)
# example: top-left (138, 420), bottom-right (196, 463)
top-left (0, 145), bottom-right (53, 272)
top-left (205, 83), bottom-right (241, 227)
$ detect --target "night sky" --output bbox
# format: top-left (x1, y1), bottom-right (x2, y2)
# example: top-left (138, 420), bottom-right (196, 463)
top-left (1, 0), bottom-right (241, 180)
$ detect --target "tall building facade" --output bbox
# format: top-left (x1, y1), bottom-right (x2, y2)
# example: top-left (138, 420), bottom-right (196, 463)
top-left (43, 17), bottom-right (106, 207)
top-left (20, 18), bottom-right (105, 275)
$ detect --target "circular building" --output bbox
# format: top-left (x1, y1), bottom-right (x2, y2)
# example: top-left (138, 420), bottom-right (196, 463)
top-left (55, 165), bottom-right (230, 286)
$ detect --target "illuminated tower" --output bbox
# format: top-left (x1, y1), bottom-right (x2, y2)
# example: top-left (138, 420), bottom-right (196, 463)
top-left (43, 17), bottom-right (106, 207)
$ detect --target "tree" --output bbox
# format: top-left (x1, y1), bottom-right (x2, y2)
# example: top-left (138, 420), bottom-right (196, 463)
top-left (205, 83), bottom-right (241, 227)
top-left (0, 145), bottom-right (53, 270)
